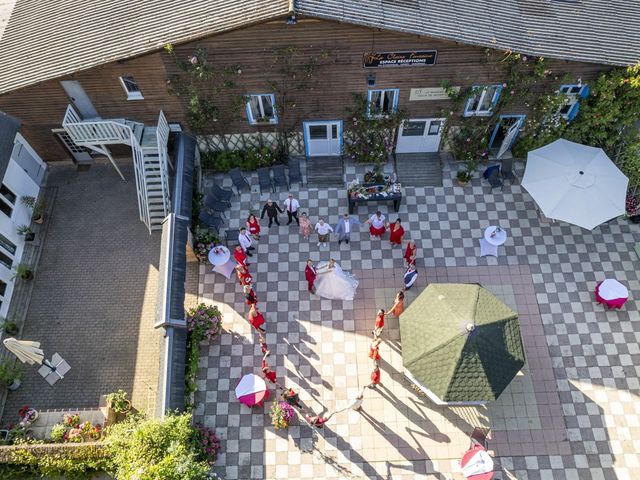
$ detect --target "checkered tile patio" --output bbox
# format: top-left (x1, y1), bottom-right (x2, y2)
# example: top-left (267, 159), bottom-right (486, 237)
top-left (195, 160), bottom-right (640, 480)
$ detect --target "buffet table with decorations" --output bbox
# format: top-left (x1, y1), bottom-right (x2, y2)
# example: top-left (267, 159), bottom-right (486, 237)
top-left (347, 181), bottom-right (402, 214)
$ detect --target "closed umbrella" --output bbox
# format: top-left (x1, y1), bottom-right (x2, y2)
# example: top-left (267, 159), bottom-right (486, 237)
top-left (522, 139), bottom-right (628, 230)
top-left (3, 338), bottom-right (44, 365)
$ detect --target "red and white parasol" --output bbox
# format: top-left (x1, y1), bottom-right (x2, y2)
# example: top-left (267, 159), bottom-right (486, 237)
top-left (235, 373), bottom-right (268, 407)
top-left (595, 279), bottom-right (629, 309)
top-left (461, 445), bottom-right (494, 480)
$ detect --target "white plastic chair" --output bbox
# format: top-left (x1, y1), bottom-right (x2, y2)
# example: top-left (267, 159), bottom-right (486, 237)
top-left (479, 238), bottom-right (498, 257)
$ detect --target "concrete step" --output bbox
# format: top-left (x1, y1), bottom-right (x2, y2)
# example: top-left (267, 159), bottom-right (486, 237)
top-left (395, 152), bottom-right (443, 187)
top-left (306, 156), bottom-right (344, 188)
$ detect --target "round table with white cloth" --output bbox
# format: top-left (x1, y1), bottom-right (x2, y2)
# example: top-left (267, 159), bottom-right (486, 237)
top-left (208, 245), bottom-right (230, 266)
top-left (598, 279), bottom-right (628, 300)
top-left (484, 226), bottom-right (507, 246)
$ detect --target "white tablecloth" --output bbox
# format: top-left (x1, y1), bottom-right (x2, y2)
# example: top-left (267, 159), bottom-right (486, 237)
top-left (484, 226), bottom-right (507, 246)
top-left (235, 373), bottom-right (267, 397)
top-left (208, 245), bottom-right (230, 266)
top-left (599, 279), bottom-right (628, 300)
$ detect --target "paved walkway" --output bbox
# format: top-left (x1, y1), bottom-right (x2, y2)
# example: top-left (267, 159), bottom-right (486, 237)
top-left (196, 160), bottom-right (639, 479)
top-left (2, 161), bottom-right (162, 421)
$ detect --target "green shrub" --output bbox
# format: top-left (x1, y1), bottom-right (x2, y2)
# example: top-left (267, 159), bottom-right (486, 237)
top-left (104, 413), bottom-right (212, 480)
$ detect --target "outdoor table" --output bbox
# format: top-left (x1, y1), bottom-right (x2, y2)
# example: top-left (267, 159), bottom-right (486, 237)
top-left (595, 279), bottom-right (629, 309)
top-left (460, 444), bottom-right (494, 480)
top-left (484, 226), bottom-right (507, 246)
top-left (348, 185), bottom-right (402, 214)
top-left (235, 373), bottom-right (269, 407)
top-left (208, 245), bottom-right (230, 267)
top-left (212, 260), bottom-right (237, 279)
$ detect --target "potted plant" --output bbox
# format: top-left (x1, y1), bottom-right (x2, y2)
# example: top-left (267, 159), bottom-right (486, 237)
top-left (106, 389), bottom-right (132, 414)
top-left (12, 264), bottom-right (33, 281)
top-left (32, 201), bottom-right (45, 224)
top-left (16, 225), bottom-right (34, 242)
top-left (0, 359), bottom-right (23, 390)
top-left (18, 406), bottom-right (39, 426)
top-left (457, 153), bottom-right (477, 187)
top-left (270, 401), bottom-right (296, 430)
top-left (363, 168), bottom-right (384, 185)
top-left (1, 318), bottom-right (19, 335)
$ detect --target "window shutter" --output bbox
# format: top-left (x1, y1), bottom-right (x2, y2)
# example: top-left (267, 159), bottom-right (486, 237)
top-left (567, 102), bottom-right (580, 121)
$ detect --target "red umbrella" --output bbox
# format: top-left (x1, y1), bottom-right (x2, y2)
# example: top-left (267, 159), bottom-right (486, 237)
top-left (461, 445), bottom-right (494, 480)
top-left (235, 373), bottom-right (268, 407)
top-left (595, 279), bottom-right (629, 309)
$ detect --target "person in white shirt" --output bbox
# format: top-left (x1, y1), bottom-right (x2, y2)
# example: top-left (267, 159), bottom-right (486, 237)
top-left (314, 218), bottom-right (333, 247)
top-left (238, 227), bottom-right (255, 257)
top-left (365, 211), bottom-right (386, 238)
top-left (283, 194), bottom-right (300, 226)
top-left (335, 213), bottom-right (361, 245)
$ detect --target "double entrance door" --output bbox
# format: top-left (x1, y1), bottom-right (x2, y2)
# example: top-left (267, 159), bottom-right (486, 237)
top-left (304, 121), bottom-right (342, 156)
top-left (395, 118), bottom-right (445, 154)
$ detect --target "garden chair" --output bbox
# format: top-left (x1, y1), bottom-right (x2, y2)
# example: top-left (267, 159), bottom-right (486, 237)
top-left (204, 194), bottom-right (228, 218)
top-left (479, 238), bottom-right (498, 257)
top-left (288, 158), bottom-right (302, 186)
top-left (272, 165), bottom-right (289, 191)
top-left (229, 167), bottom-right (251, 194)
top-left (199, 210), bottom-right (224, 231)
top-left (225, 228), bottom-right (240, 248)
top-left (257, 167), bottom-right (273, 193)
top-left (205, 187), bottom-right (231, 209)
top-left (500, 157), bottom-right (517, 184)
top-left (212, 183), bottom-right (234, 201)
top-left (484, 167), bottom-right (503, 191)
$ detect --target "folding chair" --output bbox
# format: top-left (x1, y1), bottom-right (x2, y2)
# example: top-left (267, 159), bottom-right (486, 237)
top-left (204, 194), bottom-right (228, 218)
top-left (479, 238), bottom-right (498, 257)
top-left (199, 210), bottom-right (224, 230)
top-left (288, 158), bottom-right (302, 186)
top-left (486, 169), bottom-right (503, 191)
top-left (500, 157), bottom-right (517, 184)
top-left (272, 165), bottom-right (289, 191)
top-left (212, 183), bottom-right (233, 201)
top-left (225, 228), bottom-right (240, 248)
top-left (257, 167), bottom-right (273, 194)
top-left (229, 167), bottom-right (251, 194)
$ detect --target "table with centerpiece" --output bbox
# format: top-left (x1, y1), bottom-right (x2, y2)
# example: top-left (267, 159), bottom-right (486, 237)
top-left (347, 180), bottom-right (402, 214)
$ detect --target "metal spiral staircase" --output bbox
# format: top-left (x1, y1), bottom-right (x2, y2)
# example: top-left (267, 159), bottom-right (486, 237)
top-left (62, 105), bottom-right (171, 232)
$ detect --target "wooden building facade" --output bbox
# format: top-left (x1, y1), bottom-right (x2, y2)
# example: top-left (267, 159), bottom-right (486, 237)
top-left (0, 17), bottom-right (614, 162)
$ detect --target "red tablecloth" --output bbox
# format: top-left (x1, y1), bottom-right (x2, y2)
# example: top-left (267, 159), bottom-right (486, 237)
top-left (595, 281), bottom-right (628, 309)
top-left (238, 389), bottom-right (269, 407)
top-left (461, 445), bottom-right (494, 480)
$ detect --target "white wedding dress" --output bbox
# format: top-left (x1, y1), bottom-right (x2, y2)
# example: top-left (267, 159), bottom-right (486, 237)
top-left (314, 261), bottom-right (359, 301)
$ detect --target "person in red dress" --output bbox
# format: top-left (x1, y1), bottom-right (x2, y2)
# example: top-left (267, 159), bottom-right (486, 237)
top-left (305, 259), bottom-right (317, 294)
top-left (236, 264), bottom-right (253, 286)
top-left (385, 291), bottom-right (405, 317)
top-left (233, 245), bottom-right (249, 267)
top-left (247, 213), bottom-right (261, 240)
top-left (305, 413), bottom-right (333, 428)
top-left (244, 284), bottom-right (257, 306)
top-left (365, 211), bottom-right (386, 238)
top-left (258, 333), bottom-right (269, 354)
top-left (373, 309), bottom-right (385, 338)
top-left (247, 304), bottom-right (266, 332)
top-left (368, 337), bottom-right (382, 361)
top-left (368, 364), bottom-right (381, 388)
top-left (404, 239), bottom-right (417, 266)
top-left (388, 218), bottom-right (405, 246)
top-left (261, 350), bottom-right (277, 384)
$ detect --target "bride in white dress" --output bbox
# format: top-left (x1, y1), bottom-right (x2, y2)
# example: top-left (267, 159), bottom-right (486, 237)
top-left (314, 259), bottom-right (359, 301)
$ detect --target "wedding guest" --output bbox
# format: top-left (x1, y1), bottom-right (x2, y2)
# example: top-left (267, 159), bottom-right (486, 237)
top-left (236, 264), bottom-right (253, 286)
top-left (261, 351), bottom-right (277, 384)
top-left (314, 218), bottom-right (333, 247)
top-left (282, 387), bottom-right (302, 409)
top-left (335, 213), bottom-right (361, 246)
top-left (305, 259), bottom-right (317, 294)
top-left (258, 333), bottom-right (269, 354)
top-left (335, 386), bottom-right (366, 413)
top-left (284, 193), bottom-right (300, 226)
top-left (238, 227), bottom-right (255, 257)
top-left (385, 291), bottom-right (405, 317)
top-left (403, 264), bottom-right (418, 290)
top-left (305, 413), bottom-right (333, 428)
top-left (233, 244), bottom-right (249, 267)
top-left (248, 304), bottom-right (266, 332)
top-left (373, 309), bottom-right (385, 337)
top-left (368, 364), bottom-right (381, 388)
top-left (365, 211), bottom-right (386, 238)
top-left (261, 199), bottom-right (283, 227)
top-left (299, 212), bottom-right (313, 239)
top-left (388, 218), bottom-right (405, 246)
top-left (247, 213), bottom-right (261, 240)
top-left (404, 239), bottom-right (417, 266)
top-left (244, 284), bottom-right (257, 307)
top-left (368, 337), bottom-right (382, 361)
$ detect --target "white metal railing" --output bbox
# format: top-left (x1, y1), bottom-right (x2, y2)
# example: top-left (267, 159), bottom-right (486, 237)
top-left (62, 105), bottom-right (130, 145)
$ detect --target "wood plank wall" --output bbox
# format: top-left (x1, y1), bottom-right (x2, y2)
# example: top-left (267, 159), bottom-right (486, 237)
top-left (0, 17), bottom-right (610, 161)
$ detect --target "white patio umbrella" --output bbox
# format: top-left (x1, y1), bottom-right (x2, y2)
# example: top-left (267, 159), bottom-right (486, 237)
top-left (3, 337), bottom-right (44, 365)
top-left (522, 139), bottom-right (628, 230)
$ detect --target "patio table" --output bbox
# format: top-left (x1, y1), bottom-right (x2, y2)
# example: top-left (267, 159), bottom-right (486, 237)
top-left (484, 226), bottom-right (507, 246)
top-left (348, 184), bottom-right (402, 214)
top-left (235, 373), bottom-right (269, 407)
top-left (208, 245), bottom-right (230, 267)
top-left (595, 279), bottom-right (629, 309)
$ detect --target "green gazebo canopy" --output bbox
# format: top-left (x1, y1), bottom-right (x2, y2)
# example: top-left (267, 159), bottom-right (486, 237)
top-left (400, 283), bottom-right (526, 403)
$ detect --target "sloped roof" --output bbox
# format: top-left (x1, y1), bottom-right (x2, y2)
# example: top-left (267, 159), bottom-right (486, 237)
top-left (297, 0), bottom-right (640, 67)
top-left (0, 0), bottom-right (290, 95)
top-left (399, 283), bottom-right (526, 403)
top-left (0, 1), bottom-right (638, 96)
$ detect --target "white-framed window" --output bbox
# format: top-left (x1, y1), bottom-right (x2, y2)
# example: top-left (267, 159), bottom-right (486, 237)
top-left (119, 76), bottom-right (144, 100)
top-left (464, 85), bottom-right (503, 117)
top-left (0, 184), bottom-right (16, 218)
top-left (245, 94), bottom-right (278, 125)
top-left (556, 84), bottom-right (589, 121)
top-left (367, 89), bottom-right (399, 117)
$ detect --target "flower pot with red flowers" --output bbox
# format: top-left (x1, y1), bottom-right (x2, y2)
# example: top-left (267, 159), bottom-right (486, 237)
top-left (18, 406), bottom-right (39, 426)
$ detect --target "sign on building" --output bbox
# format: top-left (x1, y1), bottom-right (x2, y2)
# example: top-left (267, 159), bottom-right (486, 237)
top-left (363, 51), bottom-right (437, 68)
top-left (409, 87), bottom-right (460, 101)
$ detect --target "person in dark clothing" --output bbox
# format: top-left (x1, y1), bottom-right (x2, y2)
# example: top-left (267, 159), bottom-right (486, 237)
top-left (260, 199), bottom-right (283, 227)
